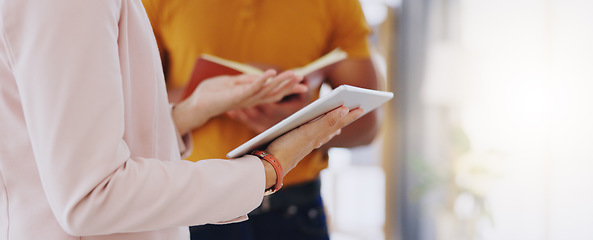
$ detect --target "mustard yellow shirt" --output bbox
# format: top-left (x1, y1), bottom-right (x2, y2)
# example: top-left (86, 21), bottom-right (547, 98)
top-left (143, 0), bottom-right (371, 185)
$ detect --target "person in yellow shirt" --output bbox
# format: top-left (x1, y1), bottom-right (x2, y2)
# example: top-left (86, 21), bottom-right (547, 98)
top-left (142, 0), bottom-right (381, 239)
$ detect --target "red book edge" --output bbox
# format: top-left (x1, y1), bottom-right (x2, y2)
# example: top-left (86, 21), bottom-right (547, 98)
top-left (180, 49), bottom-right (347, 101)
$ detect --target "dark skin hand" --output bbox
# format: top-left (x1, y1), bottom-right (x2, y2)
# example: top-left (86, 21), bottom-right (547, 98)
top-left (226, 62), bottom-right (318, 133)
top-left (225, 77), bottom-right (318, 134)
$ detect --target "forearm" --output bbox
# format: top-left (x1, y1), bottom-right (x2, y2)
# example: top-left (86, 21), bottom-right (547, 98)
top-left (172, 97), bottom-right (220, 135)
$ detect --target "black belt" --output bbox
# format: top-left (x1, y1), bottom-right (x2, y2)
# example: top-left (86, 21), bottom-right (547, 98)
top-left (250, 178), bottom-right (321, 215)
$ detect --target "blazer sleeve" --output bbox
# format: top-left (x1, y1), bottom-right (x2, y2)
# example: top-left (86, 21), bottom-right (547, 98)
top-left (6, 0), bottom-right (264, 236)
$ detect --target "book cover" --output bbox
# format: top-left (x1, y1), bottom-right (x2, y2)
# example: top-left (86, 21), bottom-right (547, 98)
top-left (180, 48), bottom-right (348, 100)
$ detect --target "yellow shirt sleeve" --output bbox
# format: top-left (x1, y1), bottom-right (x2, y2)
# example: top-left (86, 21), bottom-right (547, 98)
top-left (327, 0), bottom-right (372, 59)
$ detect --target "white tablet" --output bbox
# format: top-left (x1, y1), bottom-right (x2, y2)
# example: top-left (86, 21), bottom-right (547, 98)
top-left (226, 85), bottom-right (394, 158)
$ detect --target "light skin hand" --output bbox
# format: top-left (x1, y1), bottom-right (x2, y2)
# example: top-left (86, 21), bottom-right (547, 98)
top-left (322, 58), bottom-right (381, 148)
top-left (231, 58), bottom-right (381, 187)
top-left (259, 106), bottom-right (364, 188)
top-left (172, 70), bottom-right (307, 135)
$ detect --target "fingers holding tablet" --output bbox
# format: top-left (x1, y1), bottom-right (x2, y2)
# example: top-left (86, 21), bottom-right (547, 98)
top-left (264, 106), bottom-right (363, 174)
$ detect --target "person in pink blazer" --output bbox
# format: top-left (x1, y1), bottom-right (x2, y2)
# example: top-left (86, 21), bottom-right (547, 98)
top-left (0, 0), bottom-right (362, 239)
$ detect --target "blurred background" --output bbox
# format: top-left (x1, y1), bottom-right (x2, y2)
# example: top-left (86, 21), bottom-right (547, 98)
top-left (321, 0), bottom-right (593, 239)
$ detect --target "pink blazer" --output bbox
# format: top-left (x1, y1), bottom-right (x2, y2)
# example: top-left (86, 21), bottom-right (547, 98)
top-left (0, 0), bottom-right (266, 239)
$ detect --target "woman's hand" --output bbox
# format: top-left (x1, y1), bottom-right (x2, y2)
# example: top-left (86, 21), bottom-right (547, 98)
top-left (259, 106), bottom-right (364, 188)
top-left (172, 70), bottom-right (307, 135)
top-left (193, 70), bottom-right (307, 111)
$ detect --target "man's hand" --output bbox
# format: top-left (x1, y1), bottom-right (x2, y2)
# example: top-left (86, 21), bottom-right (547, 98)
top-left (225, 93), bottom-right (309, 133)
top-left (226, 76), bottom-right (323, 133)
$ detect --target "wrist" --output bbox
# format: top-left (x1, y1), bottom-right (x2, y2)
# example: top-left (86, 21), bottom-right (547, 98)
top-left (171, 101), bottom-right (193, 135)
top-left (172, 98), bottom-right (218, 134)
top-left (260, 160), bottom-right (277, 189)
top-left (250, 150), bottom-right (284, 195)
